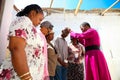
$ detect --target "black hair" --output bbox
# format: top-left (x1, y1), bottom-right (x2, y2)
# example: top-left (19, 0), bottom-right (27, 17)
top-left (16, 4), bottom-right (43, 17)
top-left (81, 22), bottom-right (91, 28)
top-left (70, 37), bottom-right (79, 44)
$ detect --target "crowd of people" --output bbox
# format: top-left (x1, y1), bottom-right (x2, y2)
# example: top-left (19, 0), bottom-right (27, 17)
top-left (0, 4), bottom-right (111, 80)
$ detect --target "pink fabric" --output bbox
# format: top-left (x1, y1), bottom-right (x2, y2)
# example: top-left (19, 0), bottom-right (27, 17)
top-left (70, 28), bottom-right (111, 80)
top-left (39, 31), bottom-right (49, 80)
top-left (70, 28), bottom-right (100, 47)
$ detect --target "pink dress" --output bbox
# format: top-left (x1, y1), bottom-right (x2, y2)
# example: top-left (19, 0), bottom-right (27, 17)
top-left (39, 31), bottom-right (49, 80)
top-left (70, 28), bottom-right (111, 80)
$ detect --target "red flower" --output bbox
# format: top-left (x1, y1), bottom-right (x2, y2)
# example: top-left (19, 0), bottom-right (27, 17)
top-left (15, 29), bottom-right (27, 38)
top-left (35, 48), bottom-right (40, 57)
top-left (0, 69), bottom-right (11, 80)
top-left (32, 27), bottom-right (37, 34)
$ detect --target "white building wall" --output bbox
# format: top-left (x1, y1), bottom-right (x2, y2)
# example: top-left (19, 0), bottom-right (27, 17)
top-left (43, 12), bottom-right (120, 80)
top-left (0, 0), bottom-right (14, 63)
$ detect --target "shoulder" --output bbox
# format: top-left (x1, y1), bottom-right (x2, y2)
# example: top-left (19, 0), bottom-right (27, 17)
top-left (55, 36), bottom-right (61, 41)
top-left (9, 16), bottom-right (34, 38)
top-left (87, 28), bottom-right (95, 31)
top-left (86, 28), bottom-right (98, 34)
top-left (10, 16), bottom-right (32, 28)
top-left (12, 16), bottom-right (31, 24)
top-left (9, 16), bottom-right (33, 34)
top-left (89, 28), bottom-right (97, 32)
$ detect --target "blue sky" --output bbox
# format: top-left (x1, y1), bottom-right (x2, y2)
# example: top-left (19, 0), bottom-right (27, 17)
top-left (52, 0), bottom-right (120, 10)
top-left (80, 0), bottom-right (120, 10)
top-left (15, 0), bottom-right (120, 10)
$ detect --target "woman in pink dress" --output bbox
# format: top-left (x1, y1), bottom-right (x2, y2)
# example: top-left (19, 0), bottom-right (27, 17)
top-left (70, 22), bottom-right (111, 80)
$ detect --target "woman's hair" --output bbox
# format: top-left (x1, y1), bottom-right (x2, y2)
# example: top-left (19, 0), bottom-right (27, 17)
top-left (40, 21), bottom-right (54, 30)
top-left (81, 22), bottom-right (91, 28)
top-left (16, 4), bottom-right (43, 17)
top-left (70, 37), bottom-right (79, 44)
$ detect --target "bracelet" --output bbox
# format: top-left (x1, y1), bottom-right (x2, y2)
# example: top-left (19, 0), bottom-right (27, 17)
top-left (20, 72), bottom-right (30, 78)
top-left (21, 76), bottom-right (32, 80)
top-left (29, 78), bottom-right (32, 80)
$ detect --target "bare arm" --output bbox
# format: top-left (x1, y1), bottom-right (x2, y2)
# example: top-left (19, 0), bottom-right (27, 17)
top-left (9, 36), bottom-right (31, 79)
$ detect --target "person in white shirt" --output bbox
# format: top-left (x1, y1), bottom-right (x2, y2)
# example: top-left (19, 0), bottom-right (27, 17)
top-left (54, 27), bottom-right (70, 80)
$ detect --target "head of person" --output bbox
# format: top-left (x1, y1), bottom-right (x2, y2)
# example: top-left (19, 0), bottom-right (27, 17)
top-left (61, 27), bottom-right (70, 38)
top-left (46, 30), bottom-right (54, 42)
top-left (80, 22), bottom-right (91, 32)
top-left (40, 21), bottom-right (54, 36)
top-left (16, 4), bottom-right (44, 27)
top-left (70, 36), bottom-right (79, 45)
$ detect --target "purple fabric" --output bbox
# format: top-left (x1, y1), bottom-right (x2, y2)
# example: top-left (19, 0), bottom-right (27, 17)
top-left (70, 28), bottom-right (111, 80)
top-left (70, 28), bottom-right (100, 47)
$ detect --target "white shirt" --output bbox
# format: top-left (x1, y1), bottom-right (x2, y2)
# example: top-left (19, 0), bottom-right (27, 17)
top-left (54, 36), bottom-right (68, 66)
